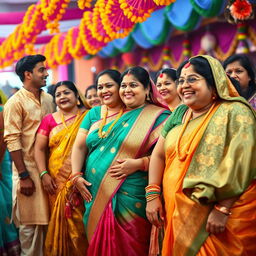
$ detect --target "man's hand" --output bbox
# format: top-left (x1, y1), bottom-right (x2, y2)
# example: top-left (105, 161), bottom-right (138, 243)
top-left (20, 177), bottom-right (36, 196)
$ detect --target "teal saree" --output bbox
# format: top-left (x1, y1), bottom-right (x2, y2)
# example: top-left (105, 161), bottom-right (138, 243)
top-left (80, 104), bottom-right (170, 256)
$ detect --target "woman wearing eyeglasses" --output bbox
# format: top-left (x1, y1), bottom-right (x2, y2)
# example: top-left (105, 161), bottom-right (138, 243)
top-left (146, 55), bottom-right (256, 255)
top-left (223, 54), bottom-right (256, 110)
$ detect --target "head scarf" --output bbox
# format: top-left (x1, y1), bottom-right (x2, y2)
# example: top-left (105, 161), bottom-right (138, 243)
top-left (190, 55), bottom-right (255, 115)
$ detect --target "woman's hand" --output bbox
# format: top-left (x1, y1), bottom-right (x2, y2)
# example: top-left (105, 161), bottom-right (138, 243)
top-left (206, 208), bottom-right (229, 234)
top-left (108, 159), bottom-right (141, 179)
top-left (146, 197), bottom-right (164, 227)
top-left (41, 173), bottom-right (57, 195)
top-left (74, 177), bottom-right (92, 202)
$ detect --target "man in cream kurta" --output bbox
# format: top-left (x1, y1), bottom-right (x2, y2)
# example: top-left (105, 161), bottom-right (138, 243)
top-left (4, 55), bottom-right (54, 256)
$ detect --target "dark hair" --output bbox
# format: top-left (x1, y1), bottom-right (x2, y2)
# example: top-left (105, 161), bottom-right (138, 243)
top-left (121, 66), bottom-right (151, 89)
top-left (85, 85), bottom-right (97, 98)
top-left (227, 76), bottom-right (242, 95)
top-left (223, 54), bottom-right (256, 99)
top-left (53, 81), bottom-right (84, 108)
top-left (177, 56), bottom-right (216, 89)
top-left (95, 69), bottom-right (121, 87)
top-left (155, 68), bottom-right (177, 83)
top-left (15, 54), bottom-right (46, 82)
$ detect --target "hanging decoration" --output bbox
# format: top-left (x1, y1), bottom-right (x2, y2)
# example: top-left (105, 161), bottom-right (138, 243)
top-left (153, 0), bottom-right (176, 6)
top-left (182, 39), bottom-right (191, 59)
top-left (200, 32), bottom-right (217, 53)
top-left (236, 23), bottom-right (249, 53)
top-left (162, 46), bottom-right (171, 68)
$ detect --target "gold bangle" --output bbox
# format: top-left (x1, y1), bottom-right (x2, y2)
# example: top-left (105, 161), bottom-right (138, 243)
top-left (214, 204), bottom-right (231, 216)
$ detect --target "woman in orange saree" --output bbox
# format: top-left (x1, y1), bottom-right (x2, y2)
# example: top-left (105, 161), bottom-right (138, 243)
top-left (34, 81), bottom-right (89, 256)
top-left (146, 55), bottom-right (256, 256)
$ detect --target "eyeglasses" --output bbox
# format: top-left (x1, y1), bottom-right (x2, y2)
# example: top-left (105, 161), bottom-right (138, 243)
top-left (177, 77), bottom-right (204, 86)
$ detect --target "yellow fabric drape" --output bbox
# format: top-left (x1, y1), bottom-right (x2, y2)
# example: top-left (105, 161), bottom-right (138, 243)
top-left (45, 111), bottom-right (88, 256)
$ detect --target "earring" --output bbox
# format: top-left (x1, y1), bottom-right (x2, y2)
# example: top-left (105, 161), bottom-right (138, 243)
top-left (146, 94), bottom-right (150, 101)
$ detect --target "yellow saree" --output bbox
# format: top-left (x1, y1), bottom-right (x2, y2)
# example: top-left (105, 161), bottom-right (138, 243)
top-left (39, 111), bottom-right (88, 256)
top-left (161, 55), bottom-right (256, 255)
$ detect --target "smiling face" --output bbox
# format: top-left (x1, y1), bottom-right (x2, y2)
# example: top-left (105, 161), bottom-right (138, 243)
top-left (86, 88), bottom-right (101, 108)
top-left (156, 73), bottom-right (179, 104)
top-left (177, 64), bottom-right (215, 111)
top-left (27, 61), bottom-right (49, 88)
top-left (225, 60), bottom-right (251, 89)
top-left (97, 74), bottom-right (122, 108)
top-left (55, 84), bottom-right (78, 112)
top-left (119, 74), bottom-right (149, 109)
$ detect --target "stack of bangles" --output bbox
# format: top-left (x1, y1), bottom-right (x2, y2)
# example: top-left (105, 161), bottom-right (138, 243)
top-left (69, 172), bottom-right (83, 185)
top-left (145, 184), bottom-right (161, 202)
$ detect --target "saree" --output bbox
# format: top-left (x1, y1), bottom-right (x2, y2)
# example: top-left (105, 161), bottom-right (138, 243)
top-left (161, 55), bottom-right (256, 256)
top-left (80, 104), bottom-right (170, 255)
top-left (37, 110), bottom-right (88, 256)
top-left (0, 105), bottom-right (20, 255)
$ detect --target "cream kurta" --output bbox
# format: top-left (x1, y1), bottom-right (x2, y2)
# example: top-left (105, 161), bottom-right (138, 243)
top-left (4, 87), bottom-right (54, 225)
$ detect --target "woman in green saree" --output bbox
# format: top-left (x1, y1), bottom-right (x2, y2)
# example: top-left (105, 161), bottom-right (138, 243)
top-left (71, 67), bottom-right (170, 255)
top-left (34, 81), bottom-right (89, 256)
top-left (0, 90), bottom-right (20, 255)
top-left (146, 55), bottom-right (256, 255)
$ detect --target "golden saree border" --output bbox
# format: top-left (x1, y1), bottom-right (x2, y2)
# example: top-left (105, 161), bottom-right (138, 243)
top-left (87, 105), bottom-right (165, 242)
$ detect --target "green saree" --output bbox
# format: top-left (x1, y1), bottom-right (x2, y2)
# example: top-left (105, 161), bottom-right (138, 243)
top-left (80, 104), bottom-right (170, 256)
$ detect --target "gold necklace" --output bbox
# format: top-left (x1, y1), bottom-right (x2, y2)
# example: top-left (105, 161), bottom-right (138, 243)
top-left (176, 103), bottom-right (216, 161)
top-left (98, 108), bottom-right (124, 138)
top-left (61, 109), bottom-right (81, 130)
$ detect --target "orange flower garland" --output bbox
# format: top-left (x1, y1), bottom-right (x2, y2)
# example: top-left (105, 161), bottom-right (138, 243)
top-left (153, 0), bottom-right (176, 5)
top-left (78, 0), bottom-right (94, 9)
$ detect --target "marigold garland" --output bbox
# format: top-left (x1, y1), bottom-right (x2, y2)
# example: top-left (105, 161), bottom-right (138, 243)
top-left (153, 0), bottom-right (176, 6)
top-left (78, 0), bottom-right (94, 9)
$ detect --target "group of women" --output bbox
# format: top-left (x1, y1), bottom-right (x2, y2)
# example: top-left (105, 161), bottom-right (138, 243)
top-left (0, 53), bottom-right (256, 256)
top-left (35, 54), bottom-right (256, 255)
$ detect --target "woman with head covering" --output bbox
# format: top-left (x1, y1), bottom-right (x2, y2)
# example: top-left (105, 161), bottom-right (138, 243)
top-left (155, 68), bottom-right (181, 111)
top-left (146, 55), bottom-right (256, 255)
top-left (34, 81), bottom-right (89, 256)
top-left (71, 67), bottom-right (170, 255)
top-left (0, 89), bottom-right (20, 255)
top-left (223, 53), bottom-right (256, 110)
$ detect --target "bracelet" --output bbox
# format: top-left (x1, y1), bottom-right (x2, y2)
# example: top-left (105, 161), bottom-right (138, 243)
top-left (39, 170), bottom-right (48, 179)
top-left (18, 170), bottom-right (30, 180)
top-left (214, 204), bottom-right (232, 216)
top-left (145, 184), bottom-right (161, 202)
top-left (69, 172), bottom-right (83, 181)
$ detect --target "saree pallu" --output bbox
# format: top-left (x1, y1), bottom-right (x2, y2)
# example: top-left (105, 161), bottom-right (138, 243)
top-left (81, 104), bottom-right (170, 255)
top-left (162, 101), bottom-right (256, 256)
top-left (43, 111), bottom-right (88, 256)
top-left (0, 106), bottom-right (20, 256)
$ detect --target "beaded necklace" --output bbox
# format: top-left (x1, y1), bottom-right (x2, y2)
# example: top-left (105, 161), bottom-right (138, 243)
top-left (98, 108), bottom-right (124, 138)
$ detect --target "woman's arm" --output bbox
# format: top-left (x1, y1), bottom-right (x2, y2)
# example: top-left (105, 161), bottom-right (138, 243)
top-left (206, 196), bottom-right (239, 234)
top-left (146, 136), bottom-right (166, 227)
top-left (34, 133), bottom-right (57, 195)
top-left (71, 130), bottom-right (92, 202)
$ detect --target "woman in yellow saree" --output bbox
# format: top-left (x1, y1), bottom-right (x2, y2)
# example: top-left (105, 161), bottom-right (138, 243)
top-left (34, 81), bottom-right (89, 256)
top-left (146, 55), bottom-right (256, 255)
